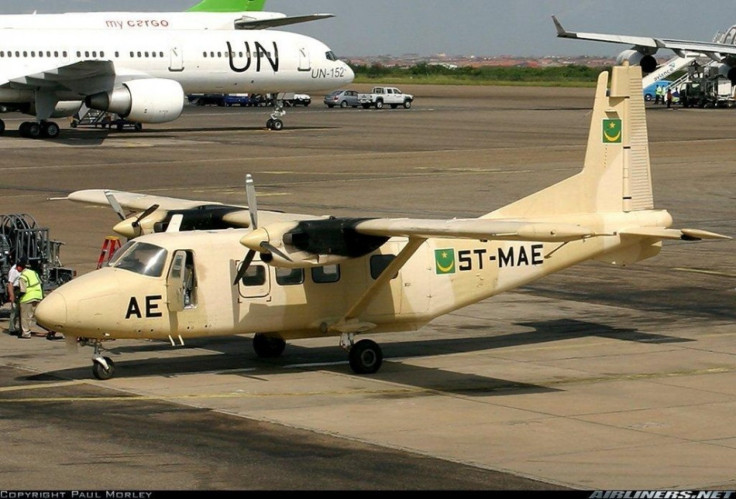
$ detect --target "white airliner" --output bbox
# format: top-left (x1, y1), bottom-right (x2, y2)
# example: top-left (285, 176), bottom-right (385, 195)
top-left (0, 0), bottom-right (333, 31)
top-left (0, 24), bottom-right (353, 138)
top-left (553, 16), bottom-right (736, 84)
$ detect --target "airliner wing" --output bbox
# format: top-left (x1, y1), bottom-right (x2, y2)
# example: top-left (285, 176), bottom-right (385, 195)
top-left (553, 16), bottom-right (736, 59)
top-left (235, 13), bottom-right (334, 29)
top-left (3, 60), bottom-right (116, 95)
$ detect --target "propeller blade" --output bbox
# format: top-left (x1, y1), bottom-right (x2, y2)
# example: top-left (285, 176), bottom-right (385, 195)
top-left (132, 203), bottom-right (160, 228)
top-left (261, 241), bottom-right (292, 262)
top-left (233, 249), bottom-right (256, 285)
top-left (104, 190), bottom-right (126, 221)
top-left (246, 174), bottom-right (257, 229)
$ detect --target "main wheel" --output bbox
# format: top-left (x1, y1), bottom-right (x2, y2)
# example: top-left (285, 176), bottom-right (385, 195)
top-left (253, 333), bottom-right (286, 358)
top-left (348, 339), bottom-right (383, 374)
top-left (92, 357), bottom-right (115, 380)
top-left (42, 122), bottom-right (60, 138)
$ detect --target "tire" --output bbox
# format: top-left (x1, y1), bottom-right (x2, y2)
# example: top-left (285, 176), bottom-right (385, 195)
top-left (340, 101), bottom-right (348, 108)
top-left (43, 122), bottom-right (60, 139)
top-left (253, 333), bottom-right (286, 358)
top-left (375, 100), bottom-right (384, 109)
top-left (270, 119), bottom-right (284, 131)
top-left (92, 357), bottom-right (115, 380)
top-left (27, 122), bottom-right (41, 139)
top-left (348, 339), bottom-right (383, 374)
top-left (403, 100), bottom-right (412, 109)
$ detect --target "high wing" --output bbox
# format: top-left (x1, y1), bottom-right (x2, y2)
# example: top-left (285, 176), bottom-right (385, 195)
top-left (66, 188), bottom-right (319, 238)
top-left (356, 218), bottom-right (731, 242)
top-left (234, 13), bottom-right (334, 29)
top-left (552, 16), bottom-right (736, 60)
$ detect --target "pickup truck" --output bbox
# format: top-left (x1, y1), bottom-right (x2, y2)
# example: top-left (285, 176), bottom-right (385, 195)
top-left (358, 87), bottom-right (414, 109)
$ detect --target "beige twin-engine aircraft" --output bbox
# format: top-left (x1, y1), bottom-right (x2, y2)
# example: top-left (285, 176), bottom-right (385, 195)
top-left (36, 64), bottom-right (729, 380)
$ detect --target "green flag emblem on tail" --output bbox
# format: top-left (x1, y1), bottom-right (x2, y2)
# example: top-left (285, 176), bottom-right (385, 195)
top-left (602, 118), bottom-right (622, 143)
top-left (435, 249), bottom-right (456, 275)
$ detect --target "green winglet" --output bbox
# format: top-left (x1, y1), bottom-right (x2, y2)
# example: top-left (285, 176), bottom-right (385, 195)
top-left (187, 0), bottom-right (266, 12)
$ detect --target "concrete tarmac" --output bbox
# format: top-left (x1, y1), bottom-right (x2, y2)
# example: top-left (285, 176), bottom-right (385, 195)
top-left (0, 84), bottom-right (734, 490)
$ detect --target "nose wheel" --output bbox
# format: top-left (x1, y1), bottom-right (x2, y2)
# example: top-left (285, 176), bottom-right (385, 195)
top-left (266, 95), bottom-right (286, 131)
top-left (91, 340), bottom-right (115, 380)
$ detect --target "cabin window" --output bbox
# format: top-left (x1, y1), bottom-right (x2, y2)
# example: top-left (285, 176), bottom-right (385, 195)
top-left (370, 255), bottom-right (397, 280)
top-left (276, 268), bottom-right (304, 286)
top-left (115, 51), bottom-right (119, 58)
top-left (242, 265), bottom-right (266, 286)
top-left (312, 265), bottom-right (340, 284)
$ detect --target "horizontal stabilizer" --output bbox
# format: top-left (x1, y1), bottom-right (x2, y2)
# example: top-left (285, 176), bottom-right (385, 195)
top-left (619, 227), bottom-right (731, 241)
top-left (235, 13), bottom-right (334, 29)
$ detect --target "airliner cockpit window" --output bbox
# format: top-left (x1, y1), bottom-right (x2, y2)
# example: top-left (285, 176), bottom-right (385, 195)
top-left (109, 241), bottom-right (168, 277)
top-left (325, 51), bottom-right (337, 61)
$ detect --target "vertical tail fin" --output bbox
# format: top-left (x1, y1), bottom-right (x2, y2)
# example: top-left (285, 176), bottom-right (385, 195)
top-left (187, 0), bottom-right (266, 12)
top-left (487, 64), bottom-right (654, 219)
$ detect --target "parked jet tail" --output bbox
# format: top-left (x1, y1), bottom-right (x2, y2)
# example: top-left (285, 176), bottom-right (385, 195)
top-left (187, 0), bottom-right (266, 12)
top-left (487, 63), bottom-right (653, 219)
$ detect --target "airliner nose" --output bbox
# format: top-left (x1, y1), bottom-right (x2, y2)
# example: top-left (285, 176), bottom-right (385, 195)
top-left (36, 291), bottom-right (67, 332)
top-left (343, 63), bottom-right (355, 83)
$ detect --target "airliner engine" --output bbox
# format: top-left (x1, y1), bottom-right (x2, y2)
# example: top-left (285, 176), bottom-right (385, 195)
top-left (86, 78), bottom-right (184, 123)
top-left (717, 63), bottom-right (736, 85)
top-left (616, 49), bottom-right (658, 73)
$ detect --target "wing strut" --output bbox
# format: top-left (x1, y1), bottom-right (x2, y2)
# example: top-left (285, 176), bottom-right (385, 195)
top-left (326, 237), bottom-right (426, 335)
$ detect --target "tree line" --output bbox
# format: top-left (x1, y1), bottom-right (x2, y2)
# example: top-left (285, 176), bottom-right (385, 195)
top-left (349, 62), bottom-right (610, 85)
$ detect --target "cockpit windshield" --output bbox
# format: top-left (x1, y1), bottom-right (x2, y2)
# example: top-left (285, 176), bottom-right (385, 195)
top-left (107, 241), bottom-right (168, 277)
top-left (325, 51), bottom-right (337, 61)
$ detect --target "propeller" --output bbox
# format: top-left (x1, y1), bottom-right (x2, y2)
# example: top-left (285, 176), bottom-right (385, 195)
top-left (131, 203), bottom-right (160, 230)
top-left (104, 190), bottom-right (127, 221)
top-left (232, 174), bottom-right (293, 285)
top-left (104, 190), bottom-right (160, 239)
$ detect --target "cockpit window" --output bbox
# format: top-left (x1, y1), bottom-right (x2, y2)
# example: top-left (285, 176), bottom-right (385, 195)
top-left (325, 51), bottom-right (337, 61)
top-left (108, 241), bottom-right (168, 277)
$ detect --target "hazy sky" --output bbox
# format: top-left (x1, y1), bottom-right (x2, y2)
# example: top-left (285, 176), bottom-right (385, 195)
top-left (0, 0), bottom-right (735, 57)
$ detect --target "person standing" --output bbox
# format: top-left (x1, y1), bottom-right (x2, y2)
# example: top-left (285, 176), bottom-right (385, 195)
top-left (16, 259), bottom-right (43, 339)
top-left (666, 88), bottom-right (673, 109)
top-left (655, 85), bottom-right (663, 104)
top-left (6, 259), bottom-right (21, 335)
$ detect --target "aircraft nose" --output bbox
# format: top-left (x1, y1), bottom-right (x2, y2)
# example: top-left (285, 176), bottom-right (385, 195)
top-left (36, 291), bottom-right (67, 332)
top-left (343, 63), bottom-right (355, 83)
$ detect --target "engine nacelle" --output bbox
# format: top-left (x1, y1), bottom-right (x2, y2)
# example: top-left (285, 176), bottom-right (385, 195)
top-left (86, 79), bottom-right (184, 123)
top-left (616, 49), bottom-right (658, 74)
top-left (240, 219), bottom-right (390, 269)
top-left (717, 64), bottom-right (736, 85)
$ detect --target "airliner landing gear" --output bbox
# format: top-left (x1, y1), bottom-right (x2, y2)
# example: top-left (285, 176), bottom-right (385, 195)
top-left (91, 340), bottom-right (115, 380)
top-left (340, 333), bottom-right (383, 374)
top-left (18, 120), bottom-right (60, 139)
top-left (266, 97), bottom-right (285, 131)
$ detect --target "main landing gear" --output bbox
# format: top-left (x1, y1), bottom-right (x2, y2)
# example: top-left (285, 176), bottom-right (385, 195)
top-left (341, 333), bottom-right (383, 374)
top-left (17, 120), bottom-right (61, 139)
top-left (251, 332), bottom-right (384, 374)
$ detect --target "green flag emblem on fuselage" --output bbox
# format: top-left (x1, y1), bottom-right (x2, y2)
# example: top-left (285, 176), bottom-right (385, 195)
top-left (602, 118), bottom-right (622, 143)
top-left (435, 249), bottom-right (456, 274)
